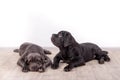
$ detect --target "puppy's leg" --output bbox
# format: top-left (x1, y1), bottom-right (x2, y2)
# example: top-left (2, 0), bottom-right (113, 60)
top-left (95, 51), bottom-right (110, 64)
top-left (17, 51), bottom-right (30, 72)
top-left (13, 49), bottom-right (19, 53)
top-left (44, 49), bottom-right (52, 54)
top-left (51, 53), bottom-right (62, 69)
top-left (44, 57), bottom-right (52, 67)
top-left (64, 58), bottom-right (85, 72)
top-left (102, 51), bottom-right (110, 62)
top-left (39, 57), bottom-right (52, 72)
top-left (17, 58), bottom-right (24, 67)
top-left (13, 49), bottom-right (24, 56)
top-left (17, 57), bottom-right (29, 72)
top-left (98, 57), bottom-right (105, 64)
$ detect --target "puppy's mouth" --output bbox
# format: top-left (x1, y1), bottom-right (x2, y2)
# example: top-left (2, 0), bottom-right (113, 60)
top-left (51, 34), bottom-right (57, 45)
top-left (51, 34), bottom-right (55, 41)
top-left (51, 34), bottom-right (63, 48)
top-left (29, 66), bottom-right (42, 72)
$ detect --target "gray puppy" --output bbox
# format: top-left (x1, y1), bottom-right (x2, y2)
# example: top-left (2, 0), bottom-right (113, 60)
top-left (14, 42), bottom-right (52, 72)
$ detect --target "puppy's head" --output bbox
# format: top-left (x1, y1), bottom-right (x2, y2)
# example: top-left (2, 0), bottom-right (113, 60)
top-left (25, 53), bottom-right (44, 72)
top-left (51, 31), bottom-right (76, 47)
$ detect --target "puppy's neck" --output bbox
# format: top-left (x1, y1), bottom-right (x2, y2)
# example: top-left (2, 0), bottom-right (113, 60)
top-left (59, 42), bottom-right (79, 50)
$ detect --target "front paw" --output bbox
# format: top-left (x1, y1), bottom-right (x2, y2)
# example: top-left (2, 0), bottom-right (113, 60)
top-left (64, 65), bottom-right (72, 72)
top-left (39, 67), bottom-right (45, 73)
top-left (22, 67), bottom-right (29, 72)
top-left (51, 64), bottom-right (59, 69)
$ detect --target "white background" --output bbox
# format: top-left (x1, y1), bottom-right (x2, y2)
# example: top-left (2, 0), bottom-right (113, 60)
top-left (0, 0), bottom-right (120, 47)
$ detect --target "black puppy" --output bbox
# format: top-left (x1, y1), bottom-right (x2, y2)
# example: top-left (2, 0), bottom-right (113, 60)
top-left (51, 31), bottom-right (110, 72)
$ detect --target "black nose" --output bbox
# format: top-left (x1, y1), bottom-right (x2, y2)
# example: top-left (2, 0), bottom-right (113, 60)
top-left (52, 34), bottom-right (57, 37)
top-left (52, 34), bottom-right (55, 36)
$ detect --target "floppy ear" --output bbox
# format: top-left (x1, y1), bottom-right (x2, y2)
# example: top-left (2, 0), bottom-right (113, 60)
top-left (38, 56), bottom-right (45, 64)
top-left (64, 34), bottom-right (75, 47)
top-left (25, 55), bottom-right (33, 64)
top-left (24, 57), bottom-right (29, 64)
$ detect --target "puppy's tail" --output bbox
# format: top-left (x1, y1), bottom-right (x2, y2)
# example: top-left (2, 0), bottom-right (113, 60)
top-left (13, 49), bottom-right (19, 53)
top-left (44, 49), bottom-right (52, 55)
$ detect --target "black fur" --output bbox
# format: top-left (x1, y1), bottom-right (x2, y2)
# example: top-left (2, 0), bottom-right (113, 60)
top-left (51, 31), bottom-right (110, 72)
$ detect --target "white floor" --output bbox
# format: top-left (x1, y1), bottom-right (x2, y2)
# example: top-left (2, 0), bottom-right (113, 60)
top-left (0, 47), bottom-right (120, 80)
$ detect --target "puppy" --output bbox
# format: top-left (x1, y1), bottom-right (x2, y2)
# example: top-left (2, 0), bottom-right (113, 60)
top-left (14, 42), bottom-right (52, 72)
top-left (51, 31), bottom-right (110, 72)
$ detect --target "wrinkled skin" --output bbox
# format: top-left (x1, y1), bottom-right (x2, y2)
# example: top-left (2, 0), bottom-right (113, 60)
top-left (14, 42), bottom-right (52, 72)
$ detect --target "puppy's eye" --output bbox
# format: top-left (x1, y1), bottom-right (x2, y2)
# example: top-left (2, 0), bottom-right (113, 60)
top-left (58, 35), bottom-right (62, 38)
